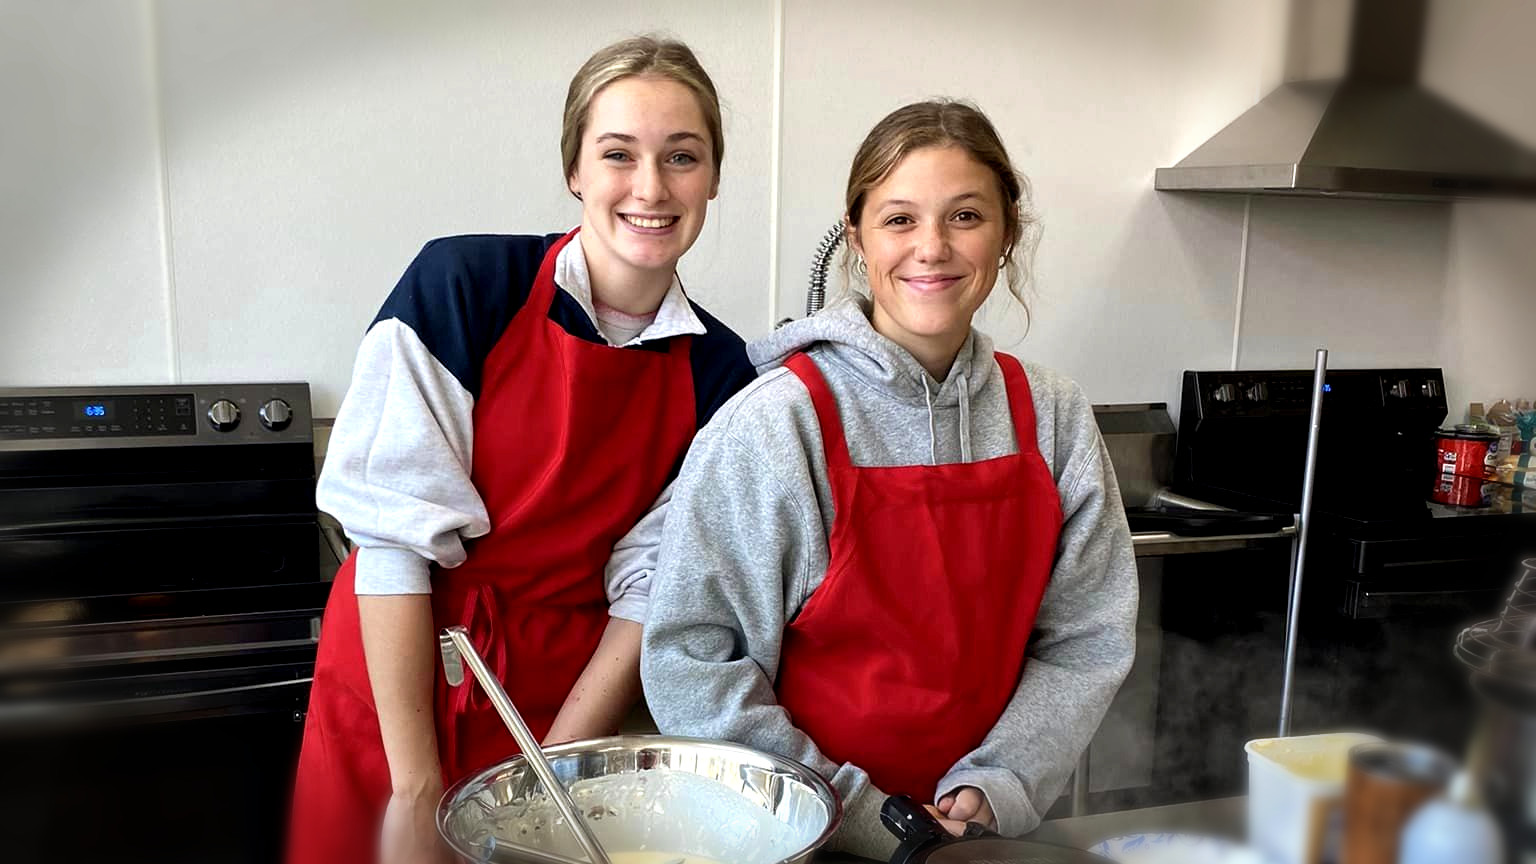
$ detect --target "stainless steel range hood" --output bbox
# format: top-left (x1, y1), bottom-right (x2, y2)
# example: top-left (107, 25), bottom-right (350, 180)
top-left (1156, 0), bottom-right (1536, 201)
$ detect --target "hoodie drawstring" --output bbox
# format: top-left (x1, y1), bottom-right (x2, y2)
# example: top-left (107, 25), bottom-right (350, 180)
top-left (922, 377), bottom-right (938, 466)
top-left (957, 372), bottom-right (972, 463)
top-left (923, 371), bottom-right (974, 465)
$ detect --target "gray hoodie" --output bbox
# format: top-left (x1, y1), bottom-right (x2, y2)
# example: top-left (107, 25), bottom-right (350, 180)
top-left (640, 298), bottom-right (1138, 859)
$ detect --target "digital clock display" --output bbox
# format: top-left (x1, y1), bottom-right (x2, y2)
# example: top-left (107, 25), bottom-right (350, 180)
top-left (74, 400), bottom-right (116, 421)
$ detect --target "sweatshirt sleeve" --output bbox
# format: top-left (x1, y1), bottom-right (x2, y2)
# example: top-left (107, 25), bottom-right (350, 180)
top-left (315, 236), bottom-right (539, 596)
top-left (603, 481), bottom-right (674, 624)
top-left (316, 318), bottom-right (490, 594)
top-left (639, 397), bottom-right (902, 861)
top-left (934, 398), bottom-right (1139, 836)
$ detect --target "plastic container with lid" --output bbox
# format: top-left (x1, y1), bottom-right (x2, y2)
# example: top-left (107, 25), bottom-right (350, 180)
top-left (1245, 732), bottom-right (1383, 864)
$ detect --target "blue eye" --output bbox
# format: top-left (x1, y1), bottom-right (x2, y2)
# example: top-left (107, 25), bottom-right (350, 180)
top-left (603, 151), bottom-right (632, 162)
top-left (668, 152), bottom-right (698, 166)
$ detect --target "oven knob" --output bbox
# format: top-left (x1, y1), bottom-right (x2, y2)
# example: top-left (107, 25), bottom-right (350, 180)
top-left (207, 399), bottom-right (241, 432)
top-left (1212, 384), bottom-right (1237, 403)
top-left (1245, 382), bottom-right (1270, 402)
top-left (1421, 379), bottom-right (1441, 399)
top-left (259, 398), bottom-right (293, 432)
top-left (1390, 379), bottom-right (1411, 399)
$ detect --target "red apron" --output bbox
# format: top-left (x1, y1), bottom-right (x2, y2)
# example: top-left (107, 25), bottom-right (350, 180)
top-left (774, 350), bottom-right (1062, 798)
top-left (288, 229), bottom-right (696, 864)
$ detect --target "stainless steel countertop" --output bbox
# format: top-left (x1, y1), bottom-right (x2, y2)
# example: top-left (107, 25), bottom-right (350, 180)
top-left (1025, 796), bottom-right (1245, 850)
top-left (816, 797), bottom-right (1246, 862)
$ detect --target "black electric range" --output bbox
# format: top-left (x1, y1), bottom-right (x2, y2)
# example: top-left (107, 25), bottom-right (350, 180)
top-left (0, 382), bottom-right (343, 864)
top-left (1176, 367), bottom-right (1532, 591)
top-left (1142, 367), bottom-right (1532, 802)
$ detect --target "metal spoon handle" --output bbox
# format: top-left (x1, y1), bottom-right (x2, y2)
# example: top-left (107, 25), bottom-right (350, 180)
top-left (439, 626), bottom-right (612, 864)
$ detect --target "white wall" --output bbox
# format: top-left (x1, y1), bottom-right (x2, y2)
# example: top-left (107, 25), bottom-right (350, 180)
top-left (2, 0), bottom-right (772, 416)
top-left (777, 0), bottom-right (1285, 411)
top-left (1, 0), bottom-right (1529, 420)
top-left (0, 2), bottom-right (169, 383)
top-left (1422, 0), bottom-right (1536, 417)
top-left (152, 0), bottom-right (771, 410)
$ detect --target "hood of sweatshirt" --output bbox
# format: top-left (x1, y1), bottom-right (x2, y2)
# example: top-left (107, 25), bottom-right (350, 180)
top-left (748, 297), bottom-right (999, 464)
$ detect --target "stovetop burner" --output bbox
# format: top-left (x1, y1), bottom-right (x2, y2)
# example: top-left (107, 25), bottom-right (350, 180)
top-left (1176, 367), bottom-right (1534, 543)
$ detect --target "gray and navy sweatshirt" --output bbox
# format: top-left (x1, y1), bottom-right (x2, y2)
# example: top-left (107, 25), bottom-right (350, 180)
top-left (317, 233), bottom-right (755, 620)
top-left (640, 298), bottom-right (1138, 858)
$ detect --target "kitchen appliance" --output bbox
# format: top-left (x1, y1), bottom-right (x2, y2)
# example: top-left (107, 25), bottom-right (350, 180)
top-left (1097, 402), bottom-right (1294, 545)
top-left (437, 736), bottom-right (840, 864)
top-left (0, 382), bottom-right (343, 864)
top-left (1079, 403), bottom-right (1298, 814)
top-left (1155, 0), bottom-right (1536, 200)
top-left (1169, 367), bottom-right (1534, 763)
top-left (881, 796), bottom-right (1111, 864)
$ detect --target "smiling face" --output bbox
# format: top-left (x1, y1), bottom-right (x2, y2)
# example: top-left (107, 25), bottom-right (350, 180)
top-left (566, 75), bottom-right (717, 302)
top-left (850, 145), bottom-right (1008, 367)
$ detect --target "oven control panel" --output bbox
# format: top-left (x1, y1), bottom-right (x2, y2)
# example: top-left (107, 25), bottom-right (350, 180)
top-left (0, 383), bottom-right (313, 447)
top-left (1182, 368), bottom-right (1448, 419)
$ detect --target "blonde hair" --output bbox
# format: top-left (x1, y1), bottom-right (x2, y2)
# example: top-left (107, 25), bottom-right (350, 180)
top-left (843, 100), bottom-right (1039, 310)
top-left (561, 36), bottom-right (724, 195)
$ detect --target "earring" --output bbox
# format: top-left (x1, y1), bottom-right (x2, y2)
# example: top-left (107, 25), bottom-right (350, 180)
top-left (998, 253), bottom-right (1008, 268)
top-left (855, 256), bottom-right (868, 275)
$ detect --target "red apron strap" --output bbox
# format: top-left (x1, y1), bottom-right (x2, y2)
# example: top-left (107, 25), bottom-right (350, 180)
top-left (784, 353), bottom-right (853, 472)
top-left (993, 352), bottom-right (1040, 457)
top-left (526, 228), bottom-right (579, 315)
top-left (440, 582), bottom-right (506, 776)
top-left (666, 332), bottom-right (692, 358)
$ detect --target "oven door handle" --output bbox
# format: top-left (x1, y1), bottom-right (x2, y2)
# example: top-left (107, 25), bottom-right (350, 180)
top-left (1132, 525), bottom-right (1296, 555)
top-left (0, 676), bottom-right (314, 729)
top-left (1344, 585), bottom-right (1502, 619)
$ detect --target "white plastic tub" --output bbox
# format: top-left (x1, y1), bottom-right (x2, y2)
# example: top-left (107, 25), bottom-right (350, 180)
top-left (1245, 732), bottom-right (1382, 864)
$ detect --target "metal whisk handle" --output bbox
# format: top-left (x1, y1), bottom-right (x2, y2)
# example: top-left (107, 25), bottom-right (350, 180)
top-left (439, 626), bottom-right (612, 864)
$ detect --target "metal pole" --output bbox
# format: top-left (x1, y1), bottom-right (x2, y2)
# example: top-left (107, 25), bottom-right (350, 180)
top-left (1071, 751), bottom-right (1090, 816)
top-left (1279, 349), bottom-right (1328, 737)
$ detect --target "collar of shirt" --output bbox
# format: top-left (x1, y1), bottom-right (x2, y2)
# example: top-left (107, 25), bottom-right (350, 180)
top-left (554, 234), bottom-right (706, 347)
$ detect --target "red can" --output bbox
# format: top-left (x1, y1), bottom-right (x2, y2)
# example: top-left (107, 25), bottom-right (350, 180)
top-left (1431, 472), bottom-right (1493, 507)
top-left (1433, 426), bottom-right (1500, 480)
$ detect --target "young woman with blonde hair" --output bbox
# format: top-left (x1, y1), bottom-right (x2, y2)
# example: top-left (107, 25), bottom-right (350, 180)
top-left (289, 36), bottom-right (753, 864)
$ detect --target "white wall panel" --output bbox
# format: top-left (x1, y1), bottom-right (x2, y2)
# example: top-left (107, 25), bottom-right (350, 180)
top-left (1236, 197), bottom-right (1451, 371)
top-left (0, 1), bottom-right (168, 385)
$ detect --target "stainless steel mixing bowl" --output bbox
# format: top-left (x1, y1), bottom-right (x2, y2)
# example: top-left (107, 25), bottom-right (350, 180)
top-left (438, 735), bottom-right (842, 864)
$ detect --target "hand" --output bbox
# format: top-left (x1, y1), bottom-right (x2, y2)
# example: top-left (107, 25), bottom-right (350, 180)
top-left (379, 784), bottom-right (452, 864)
top-left (932, 786), bottom-right (995, 837)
